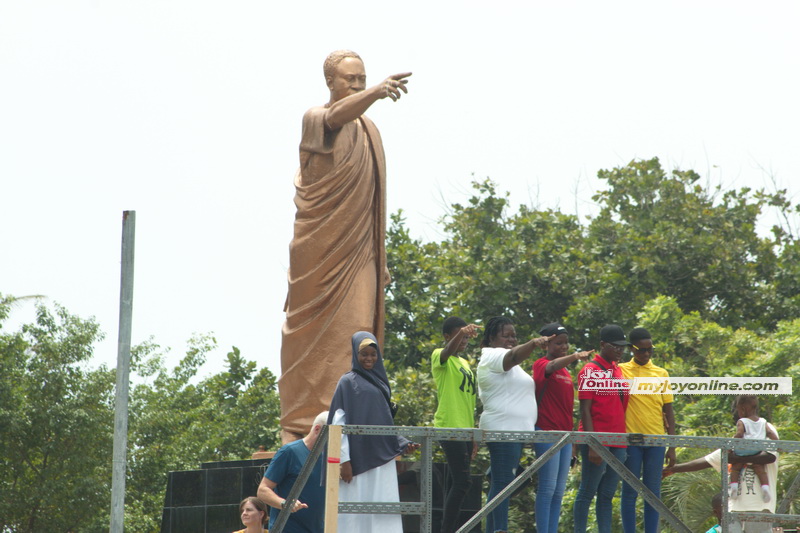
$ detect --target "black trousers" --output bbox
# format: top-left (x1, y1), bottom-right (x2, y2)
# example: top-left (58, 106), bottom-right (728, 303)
top-left (439, 440), bottom-right (473, 533)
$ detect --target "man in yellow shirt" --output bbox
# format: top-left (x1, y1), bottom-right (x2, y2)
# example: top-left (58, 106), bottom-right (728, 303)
top-left (619, 327), bottom-right (676, 533)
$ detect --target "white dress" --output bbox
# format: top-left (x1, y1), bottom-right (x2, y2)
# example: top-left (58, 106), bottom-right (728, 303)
top-left (332, 409), bottom-right (403, 532)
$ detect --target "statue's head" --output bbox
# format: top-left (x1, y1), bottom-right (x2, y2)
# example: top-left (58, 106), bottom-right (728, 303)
top-left (323, 50), bottom-right (362, 80)
top-left (324, 50), bottom-right (365, 103)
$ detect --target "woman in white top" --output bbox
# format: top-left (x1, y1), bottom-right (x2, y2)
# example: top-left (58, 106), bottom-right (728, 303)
top-left (477, 316), bottom-right (552, 533)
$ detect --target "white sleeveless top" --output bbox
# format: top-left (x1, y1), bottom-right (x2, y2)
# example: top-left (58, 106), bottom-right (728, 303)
top-left (741, 417), bottom-right (767, 440)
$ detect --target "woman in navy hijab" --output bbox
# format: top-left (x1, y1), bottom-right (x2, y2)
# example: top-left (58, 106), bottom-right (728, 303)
top-left (328, 331), bottom-right (418, 532)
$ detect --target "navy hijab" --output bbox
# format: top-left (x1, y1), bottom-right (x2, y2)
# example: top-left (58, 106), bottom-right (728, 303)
top-left (327, 331), bottom-right (408, 476)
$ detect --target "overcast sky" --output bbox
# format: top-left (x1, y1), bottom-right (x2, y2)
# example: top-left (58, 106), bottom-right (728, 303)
top-left (2, 1), bottom-right (799, 380)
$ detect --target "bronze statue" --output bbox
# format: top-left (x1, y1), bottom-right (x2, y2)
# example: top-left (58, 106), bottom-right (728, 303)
top-left (279, 50), bottom-right (411, 442)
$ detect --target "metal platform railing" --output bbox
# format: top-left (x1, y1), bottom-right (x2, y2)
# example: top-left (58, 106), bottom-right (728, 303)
top-left (270, 425), bottom-right (800, 533)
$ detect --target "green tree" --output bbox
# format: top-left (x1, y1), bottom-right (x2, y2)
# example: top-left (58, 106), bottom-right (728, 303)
top-left (387, 158), bottom-right (800, 363)
top-left (385, 179), bottom-right (592, 367)
top-left (568, 158), bottom-right (790, 340)
top-left (0, 295), bottom-right (283, 533)
top-left (384, 210), bottom-right (447, 368)
top-left (125, 338), bottom-right (282, 533)
top-left (0, 298), bottom-right (114, 533)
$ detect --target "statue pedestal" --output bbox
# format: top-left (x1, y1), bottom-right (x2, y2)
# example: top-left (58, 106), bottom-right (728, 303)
top-left (160, 459), bottom-right (482, 533)
top-left (160, 458), bottom-right (271, 533)
top-left (399, 461), bottom-right (483, 533)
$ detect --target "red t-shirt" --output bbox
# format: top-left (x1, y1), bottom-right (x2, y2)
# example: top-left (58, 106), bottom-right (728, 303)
top-left (577, 355), bottom-right (628, 447)
top-left (532, 357), bottom-right (575, 431)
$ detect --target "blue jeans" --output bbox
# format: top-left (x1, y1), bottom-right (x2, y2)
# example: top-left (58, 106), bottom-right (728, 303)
top-left (573, 444), bottom-right (627, 533)
top-left (621, 445), bottom-right (666, 533)
top-left (485, 441), bottom-right (523, 533)
top-left (533, 428), bottom-right (572, 533)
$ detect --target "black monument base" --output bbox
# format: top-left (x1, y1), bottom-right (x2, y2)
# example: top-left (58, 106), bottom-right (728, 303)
top-left (161, 458), bottom-right (271, 533)
top-left (160, 459), bottom-right (483, 533)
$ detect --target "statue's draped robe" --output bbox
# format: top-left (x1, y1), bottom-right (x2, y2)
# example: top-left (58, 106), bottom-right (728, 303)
top-left (279, 106), bottom-right (386, 438)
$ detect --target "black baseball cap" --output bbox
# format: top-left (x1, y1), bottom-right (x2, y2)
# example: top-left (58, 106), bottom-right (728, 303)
top-left (629, 327), bottom-right (651, 345)
top-left (600, 324), bottom-right (631, 346)
top-left (540, 323), bottom-right (567, 337)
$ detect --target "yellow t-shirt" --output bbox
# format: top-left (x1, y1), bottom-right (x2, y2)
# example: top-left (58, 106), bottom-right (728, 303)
top-left (619, 360), bottom-right (673, 435)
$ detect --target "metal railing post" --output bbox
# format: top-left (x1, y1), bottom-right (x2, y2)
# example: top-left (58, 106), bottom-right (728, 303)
top-left (720, 447), bottom-right (730, 533)
top-left (777, 470), bottom-right (800, 515)
top-left (585, 436), bottom-right (691, 533)
top-left (456, 433), bottom-right (570, 533)
top-left (420, 434), bottom-right (433, 532)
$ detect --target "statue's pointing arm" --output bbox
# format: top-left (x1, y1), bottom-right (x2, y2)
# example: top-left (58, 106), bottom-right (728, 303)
top-left (325, 72), bottom-right (412, 131)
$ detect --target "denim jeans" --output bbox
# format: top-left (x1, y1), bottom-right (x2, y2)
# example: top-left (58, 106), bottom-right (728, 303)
top-left (621, 445), bottom-right (666, 533)
top-left (573, 444), bottom-right (627, 533)
top-left (485, 441), bottom-right (523, 533)
top-left (533, 428), bottom-right (572, 533)
top-left (440, 440), bottom-right (473, 533)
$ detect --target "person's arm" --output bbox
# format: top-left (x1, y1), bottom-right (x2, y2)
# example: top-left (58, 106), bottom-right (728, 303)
top-left (404, 442), bottom-right (421, 455)
top-left (664, 450), bottom-right (776, 478)
top-left (765, 425), bottom-right (779, 441)
top-left (503, 335), bottom-right (554, 371)
top-left (733, 419), bottom-right (745, 439)
top-left (544, 350), bottom-right (592, 377)
top-left (665, 456), bottom-right (712, 474)
top-left (579, 398), bottom-right (594, 433)
top-left (729, 451), bottom-right (776, 465)
top-left (325, 73), bottom-right (412, 130)
top-left (440, 324), bottom-right (480, 365)
top-left (663, 403), bottom-right (677, 467)
top-left (579, 398), bottom-right (603, 465)
top-left (257, 477), bottom-right (308, 512)
top-left (340, 461), bottom-right (353, 483)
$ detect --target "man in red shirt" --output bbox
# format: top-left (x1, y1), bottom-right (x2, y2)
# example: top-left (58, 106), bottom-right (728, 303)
top-left (572, 324), bottom-right (630, 533)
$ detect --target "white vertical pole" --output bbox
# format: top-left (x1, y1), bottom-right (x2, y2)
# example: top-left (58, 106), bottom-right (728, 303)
top-left (324, 425), bottom-right (342, 533)
top-left (110, 210), bottom-right (135, 533)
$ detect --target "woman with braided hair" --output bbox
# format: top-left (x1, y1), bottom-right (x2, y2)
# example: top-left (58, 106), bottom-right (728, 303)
top-left (532, 323), bottom-right (592, 533)
top-left (477, 316), bottom-right (553, 533)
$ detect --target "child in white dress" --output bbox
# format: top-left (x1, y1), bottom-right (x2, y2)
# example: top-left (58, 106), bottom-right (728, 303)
top-left (729, 395), bottom-right (778, 502)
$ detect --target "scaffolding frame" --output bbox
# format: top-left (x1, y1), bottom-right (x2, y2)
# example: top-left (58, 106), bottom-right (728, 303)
top-left (269, 425), bottom-right (800, 533)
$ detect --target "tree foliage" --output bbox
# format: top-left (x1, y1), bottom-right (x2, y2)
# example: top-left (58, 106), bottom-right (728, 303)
top-left (386, 179), bottom-right (591, 367)
top-left (385, 157), bottom-right (799, 366)
top-left (574, 158), bottom-right (790, 336)
top-left (125, 339), bottom-right (282, 532)
top-left (0, 296), bottom-right (282, 533)
top-left (0, 300), bottom-right (113, 532)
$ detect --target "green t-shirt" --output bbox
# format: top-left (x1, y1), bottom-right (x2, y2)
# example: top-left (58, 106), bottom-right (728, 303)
top-left (431, 348), bottom-right (477, 428)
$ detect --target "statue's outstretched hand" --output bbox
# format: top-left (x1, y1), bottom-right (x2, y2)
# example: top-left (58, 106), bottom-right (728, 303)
top-left (380, 72), bottom-right (412, 101)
